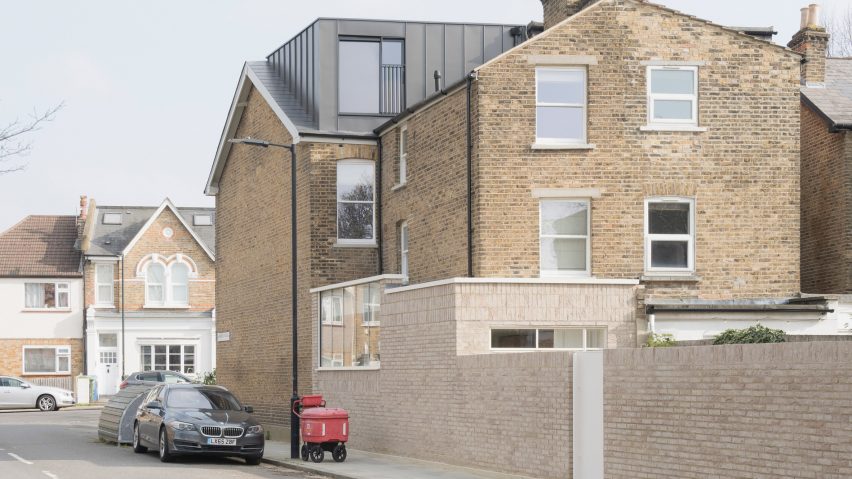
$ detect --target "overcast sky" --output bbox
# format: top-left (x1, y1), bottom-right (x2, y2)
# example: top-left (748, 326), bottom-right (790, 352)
top-left (0, 0), bottom-right (847, 231)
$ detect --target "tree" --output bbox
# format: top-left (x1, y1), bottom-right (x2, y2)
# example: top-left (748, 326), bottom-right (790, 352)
top-left (824, 5), bottom-right (852, 58)
top-left (0, 103), bottom-right (63, 175)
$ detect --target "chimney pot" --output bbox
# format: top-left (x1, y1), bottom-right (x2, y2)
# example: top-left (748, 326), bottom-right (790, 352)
top-left (808, 4), bottom-right (821, 28)
top-left (800, 7), bottom-right (810, 29)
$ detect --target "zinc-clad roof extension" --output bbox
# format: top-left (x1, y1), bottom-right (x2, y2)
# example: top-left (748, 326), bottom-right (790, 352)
top-left (86, 205), bottom-right (216, 257)
top-left (802, 58), bottom-right (852, 131)
top-left (0, 215), bottom-right (82, 278)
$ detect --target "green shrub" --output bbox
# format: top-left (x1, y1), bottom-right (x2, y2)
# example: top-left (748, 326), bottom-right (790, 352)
top-left (645, 333), bottom-right (676, 348)
top-left (713, 325), bottom-right (786, 345)
top-left (202, 369), bottom-right (216, 385)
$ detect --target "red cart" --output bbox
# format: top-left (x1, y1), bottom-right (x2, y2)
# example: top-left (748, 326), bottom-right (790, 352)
top-left (293, 395), bottom-right (349, 463)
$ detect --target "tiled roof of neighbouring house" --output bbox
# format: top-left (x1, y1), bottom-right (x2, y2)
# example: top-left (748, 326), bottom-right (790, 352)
top-left (802, 58), bottom-right (852, 130)
top-left (0, 215), bottom-right (82, 277)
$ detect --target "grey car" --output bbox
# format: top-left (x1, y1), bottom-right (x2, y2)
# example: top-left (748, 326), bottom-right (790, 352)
top-left (120, 370), bottom-right (196, 390)
top-left (133, 384), bottom-right (264, 464)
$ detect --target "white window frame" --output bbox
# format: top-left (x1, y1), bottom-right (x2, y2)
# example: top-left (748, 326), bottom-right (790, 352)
top-left (336, 159), bottom-right (376, 245)
top-left (647, 65), bottom-right (698, 126)
top-left (398, 125), bottom-right (408, 186)
top-left (22, 345), bottom-right (71, 375)
top-left (399, 221), bottom-right (409, 281)
top-left (24, 282), bottom-right (71, 310)
top-left (489, 327), bottom-right (606, 352)
top-left (95, 263), bottom-right (114, 306)
top-left (139, 343), bottom-right (197, 375)
top-left (143, 260), bottom-right (192, 308)
top-left (539, 198), bottom-right (591, 278)
top-left (644, 197), bottom-right (696, 274)
top-left (169, 263), bottom-right (189, 306)
top-left (321, 294), bottom-right (344, 325)
top-left (535, 66), bottom-right (587, 145)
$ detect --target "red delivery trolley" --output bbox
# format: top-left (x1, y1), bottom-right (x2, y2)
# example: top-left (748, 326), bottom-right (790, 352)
top-left (293, 395), bottom-right (349, 463)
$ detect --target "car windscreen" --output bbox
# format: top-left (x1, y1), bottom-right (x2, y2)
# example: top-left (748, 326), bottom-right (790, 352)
top-left (166, 389), bottom-right (242, 410)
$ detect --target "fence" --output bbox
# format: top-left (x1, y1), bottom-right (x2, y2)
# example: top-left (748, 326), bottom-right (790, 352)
top-left (30, 376), bottom-right (73, 391)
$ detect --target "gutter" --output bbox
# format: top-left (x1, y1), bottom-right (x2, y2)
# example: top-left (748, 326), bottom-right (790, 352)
top-left (376, 138), bottom-right (383, 275)
top-left (800, 93), bottom-right (852, 132)
top-left (646, 304), bottom-right (833, 314)
top-left (465, 73), bottom-right (474, 277)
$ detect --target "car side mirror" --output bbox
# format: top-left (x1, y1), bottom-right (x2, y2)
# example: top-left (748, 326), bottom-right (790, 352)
top-left (243, 405), bottom-right (254, 413)
top-left (145, 401), bottom-right (162, 410)
top-left (20, 383), bottom-right (31, 389)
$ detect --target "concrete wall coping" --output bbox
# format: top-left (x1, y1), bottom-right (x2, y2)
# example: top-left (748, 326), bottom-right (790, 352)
top-left (385, 276), bottom-right (639, 294)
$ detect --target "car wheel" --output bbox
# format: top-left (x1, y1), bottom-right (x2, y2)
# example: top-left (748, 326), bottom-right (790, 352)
top-left (133, 422), bottom-right (148, 453)
top-left (158, 427), bottom-right (172, 463)
top-left (37, 395), bottom-right (56, 412)
top-left (245, 455), bottom-right (262, 466)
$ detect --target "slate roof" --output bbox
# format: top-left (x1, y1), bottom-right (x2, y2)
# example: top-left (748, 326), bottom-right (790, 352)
top-left (246, 61), bottom-right (316, 131)
top-left (0, 215), bottom-right (82, 277)
top-left (802, 58), bottom-right (852, 130)
top-left (86, 206), bottom-right (216, 257)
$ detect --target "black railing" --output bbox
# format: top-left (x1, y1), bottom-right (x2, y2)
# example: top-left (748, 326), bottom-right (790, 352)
top-left (380, 64), bottom-right (405, 116)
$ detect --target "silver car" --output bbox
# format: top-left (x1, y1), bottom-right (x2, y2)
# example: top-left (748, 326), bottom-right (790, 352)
top-left (0, 376), bottom-right (76, 411)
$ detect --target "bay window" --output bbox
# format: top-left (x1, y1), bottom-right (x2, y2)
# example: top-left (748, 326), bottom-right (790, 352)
top-left (25, 282), bottom-right (70, 309)
top-left (540, 199), bottom-right (590, 276)
top-left (647, 66), bottom-right (698, 126)
top-left (337, 160), bottom-right (376, 244)
top-left (645, 198), bottom-right (695, 273)
top-left (319, 282), bottom-right (381, 368)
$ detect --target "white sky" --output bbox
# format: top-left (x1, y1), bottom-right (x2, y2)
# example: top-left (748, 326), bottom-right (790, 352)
top-left (0, 0), bottom-right (848, 231)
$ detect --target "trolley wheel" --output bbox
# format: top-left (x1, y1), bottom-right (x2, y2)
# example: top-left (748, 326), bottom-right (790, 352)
top-left (332, 444), bottom-right (347, 462)
top-left (300, 444), bottom-right (309, 461)
top-left (310, 445), bottom-right (324, 463)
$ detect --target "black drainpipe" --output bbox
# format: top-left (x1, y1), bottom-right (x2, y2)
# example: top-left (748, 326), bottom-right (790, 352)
top-left (465, 73), bottom-right (474, 278)
top-left (376, 137), bottom-right (383, 275)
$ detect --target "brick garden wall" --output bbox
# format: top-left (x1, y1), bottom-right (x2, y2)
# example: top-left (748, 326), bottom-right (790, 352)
top-left (604, 342), bottom-right (852, 478)
top-left (800, 105), bottom-right (850, 293)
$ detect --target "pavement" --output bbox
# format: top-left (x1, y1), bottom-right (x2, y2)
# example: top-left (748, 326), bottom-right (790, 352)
top-left (262, 440), bottom-right (531, 479)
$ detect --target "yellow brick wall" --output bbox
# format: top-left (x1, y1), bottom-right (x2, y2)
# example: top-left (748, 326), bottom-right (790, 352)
top-left (0, 338), bottom-right (84, 380)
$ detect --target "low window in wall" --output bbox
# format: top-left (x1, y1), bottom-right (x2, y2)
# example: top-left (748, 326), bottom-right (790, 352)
top-left (25, 282), bottom-right (69, 309)
top-left (491, 328), bottom-right (606, 351)
top-left (23, 346), bottom-right (71, 374)
top-left (320, 283), bottom-right (381, 368)
top-left (140, 345), bottom-right (195, 374)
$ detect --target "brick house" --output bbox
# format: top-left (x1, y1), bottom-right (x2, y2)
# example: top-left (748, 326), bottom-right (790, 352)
top-left (78, 197), bottom-right (216, 395)
top-left (207, 0), bottom-right (826, 476)
top-left (0, 215), bottom-right (84, 390)
top-left (798, 12), bottom-right (852, 301)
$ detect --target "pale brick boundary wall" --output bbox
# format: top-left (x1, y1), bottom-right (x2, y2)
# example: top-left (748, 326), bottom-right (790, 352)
top-left (313, 282), bottom-right (575, 479)
top-left (604, 342), bottom-right (852, 478)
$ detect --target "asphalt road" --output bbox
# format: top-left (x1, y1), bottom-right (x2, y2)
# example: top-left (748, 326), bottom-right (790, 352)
top-left (0, 408), bottom-right (325, 479)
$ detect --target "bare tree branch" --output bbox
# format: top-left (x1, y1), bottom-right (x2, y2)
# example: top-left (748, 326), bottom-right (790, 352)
top-left (0, 102), bottom-right (64, 175)
top-left (824, 5), bottom-right (852, 58)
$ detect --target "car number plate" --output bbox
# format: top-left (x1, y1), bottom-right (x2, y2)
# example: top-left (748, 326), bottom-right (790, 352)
top-left (208, 438), bottom-right (237, 446)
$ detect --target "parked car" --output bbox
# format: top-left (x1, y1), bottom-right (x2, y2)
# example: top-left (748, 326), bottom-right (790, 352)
top-left (0, 376), bottom-right (75, 411)
top-left (119, 370), bottom-right (196, 390)
top-left (133, 384), bottom-right (264, 465)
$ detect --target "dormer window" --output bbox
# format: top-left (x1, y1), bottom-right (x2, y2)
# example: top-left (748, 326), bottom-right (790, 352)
top-left (193, 214), bottom-right (212, 226)
top-left (338, 38), bottom-right (404, 115)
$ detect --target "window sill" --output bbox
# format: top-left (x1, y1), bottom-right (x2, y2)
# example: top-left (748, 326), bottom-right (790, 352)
top-left (21, 308), bottom-right (72, 313)
top-left (333, 242), bottom-right (378, 249)
top-left (93, 304), bottom-right (115, 309)
top-left (143, 305), bottom-right (191, 309)
top-left (639, 125), bottom-right (707, 132)
top-left (531, 142), bottom-right (596, 150)
top-left (316, 366), bottom-right (380, 372)
top-left (391, 182), bottom-right (407, 192)
top-left (640, 274), bottom-right (702, 283)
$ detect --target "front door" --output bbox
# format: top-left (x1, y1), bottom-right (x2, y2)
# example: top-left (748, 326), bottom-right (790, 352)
top-left (97, 351), bottom-right (119, 396)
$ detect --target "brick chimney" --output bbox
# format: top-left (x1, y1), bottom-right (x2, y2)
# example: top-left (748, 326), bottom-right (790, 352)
top-left (788, 4), bottom-right (829, 87)
top-left (79, 195), bottom-right (88, 221)
top-left (540, 0), bottom-right (595, 30)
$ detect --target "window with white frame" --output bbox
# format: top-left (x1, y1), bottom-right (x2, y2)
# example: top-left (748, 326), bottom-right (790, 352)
top-left (647, 66), bottom-right (698, 126)
top-left (540, 199), bottom-right (590, 276)
top-left (140, 344), bottom-right (195, 374)
top-left (24, 282), bottom-right (70, 309)
top-left (23, 346), bottom-right (71, 374)
top-left (490, 328), bottom-right (606, 350)
top-left (337, 160), bottom-right (375, 243)
top-left (398, 126), bottom-right (408, 185)
top-left (536, 67), bottom-right (587, 144)
top-left (399, 221), bottom-right (409, 280)
top-left (319, 282), bottom-right (381, 368)
top-left (95, 263), bottom-right (114, 306)
top-left (144, 260), bottom-right (191, 307)
top-left (645, 198), bottom-right (695, 272)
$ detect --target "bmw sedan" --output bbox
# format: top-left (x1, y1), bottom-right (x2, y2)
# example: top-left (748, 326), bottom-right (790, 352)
top-left (133, 384), bottom-right (264, 464)
top-left (0, 376), bottom-right (75, 411)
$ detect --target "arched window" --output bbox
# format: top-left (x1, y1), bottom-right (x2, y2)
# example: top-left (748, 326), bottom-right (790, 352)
top-left (146, 263), bottom-right (166, 306)
top-left (170, 263), bottom-right (189, 305)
